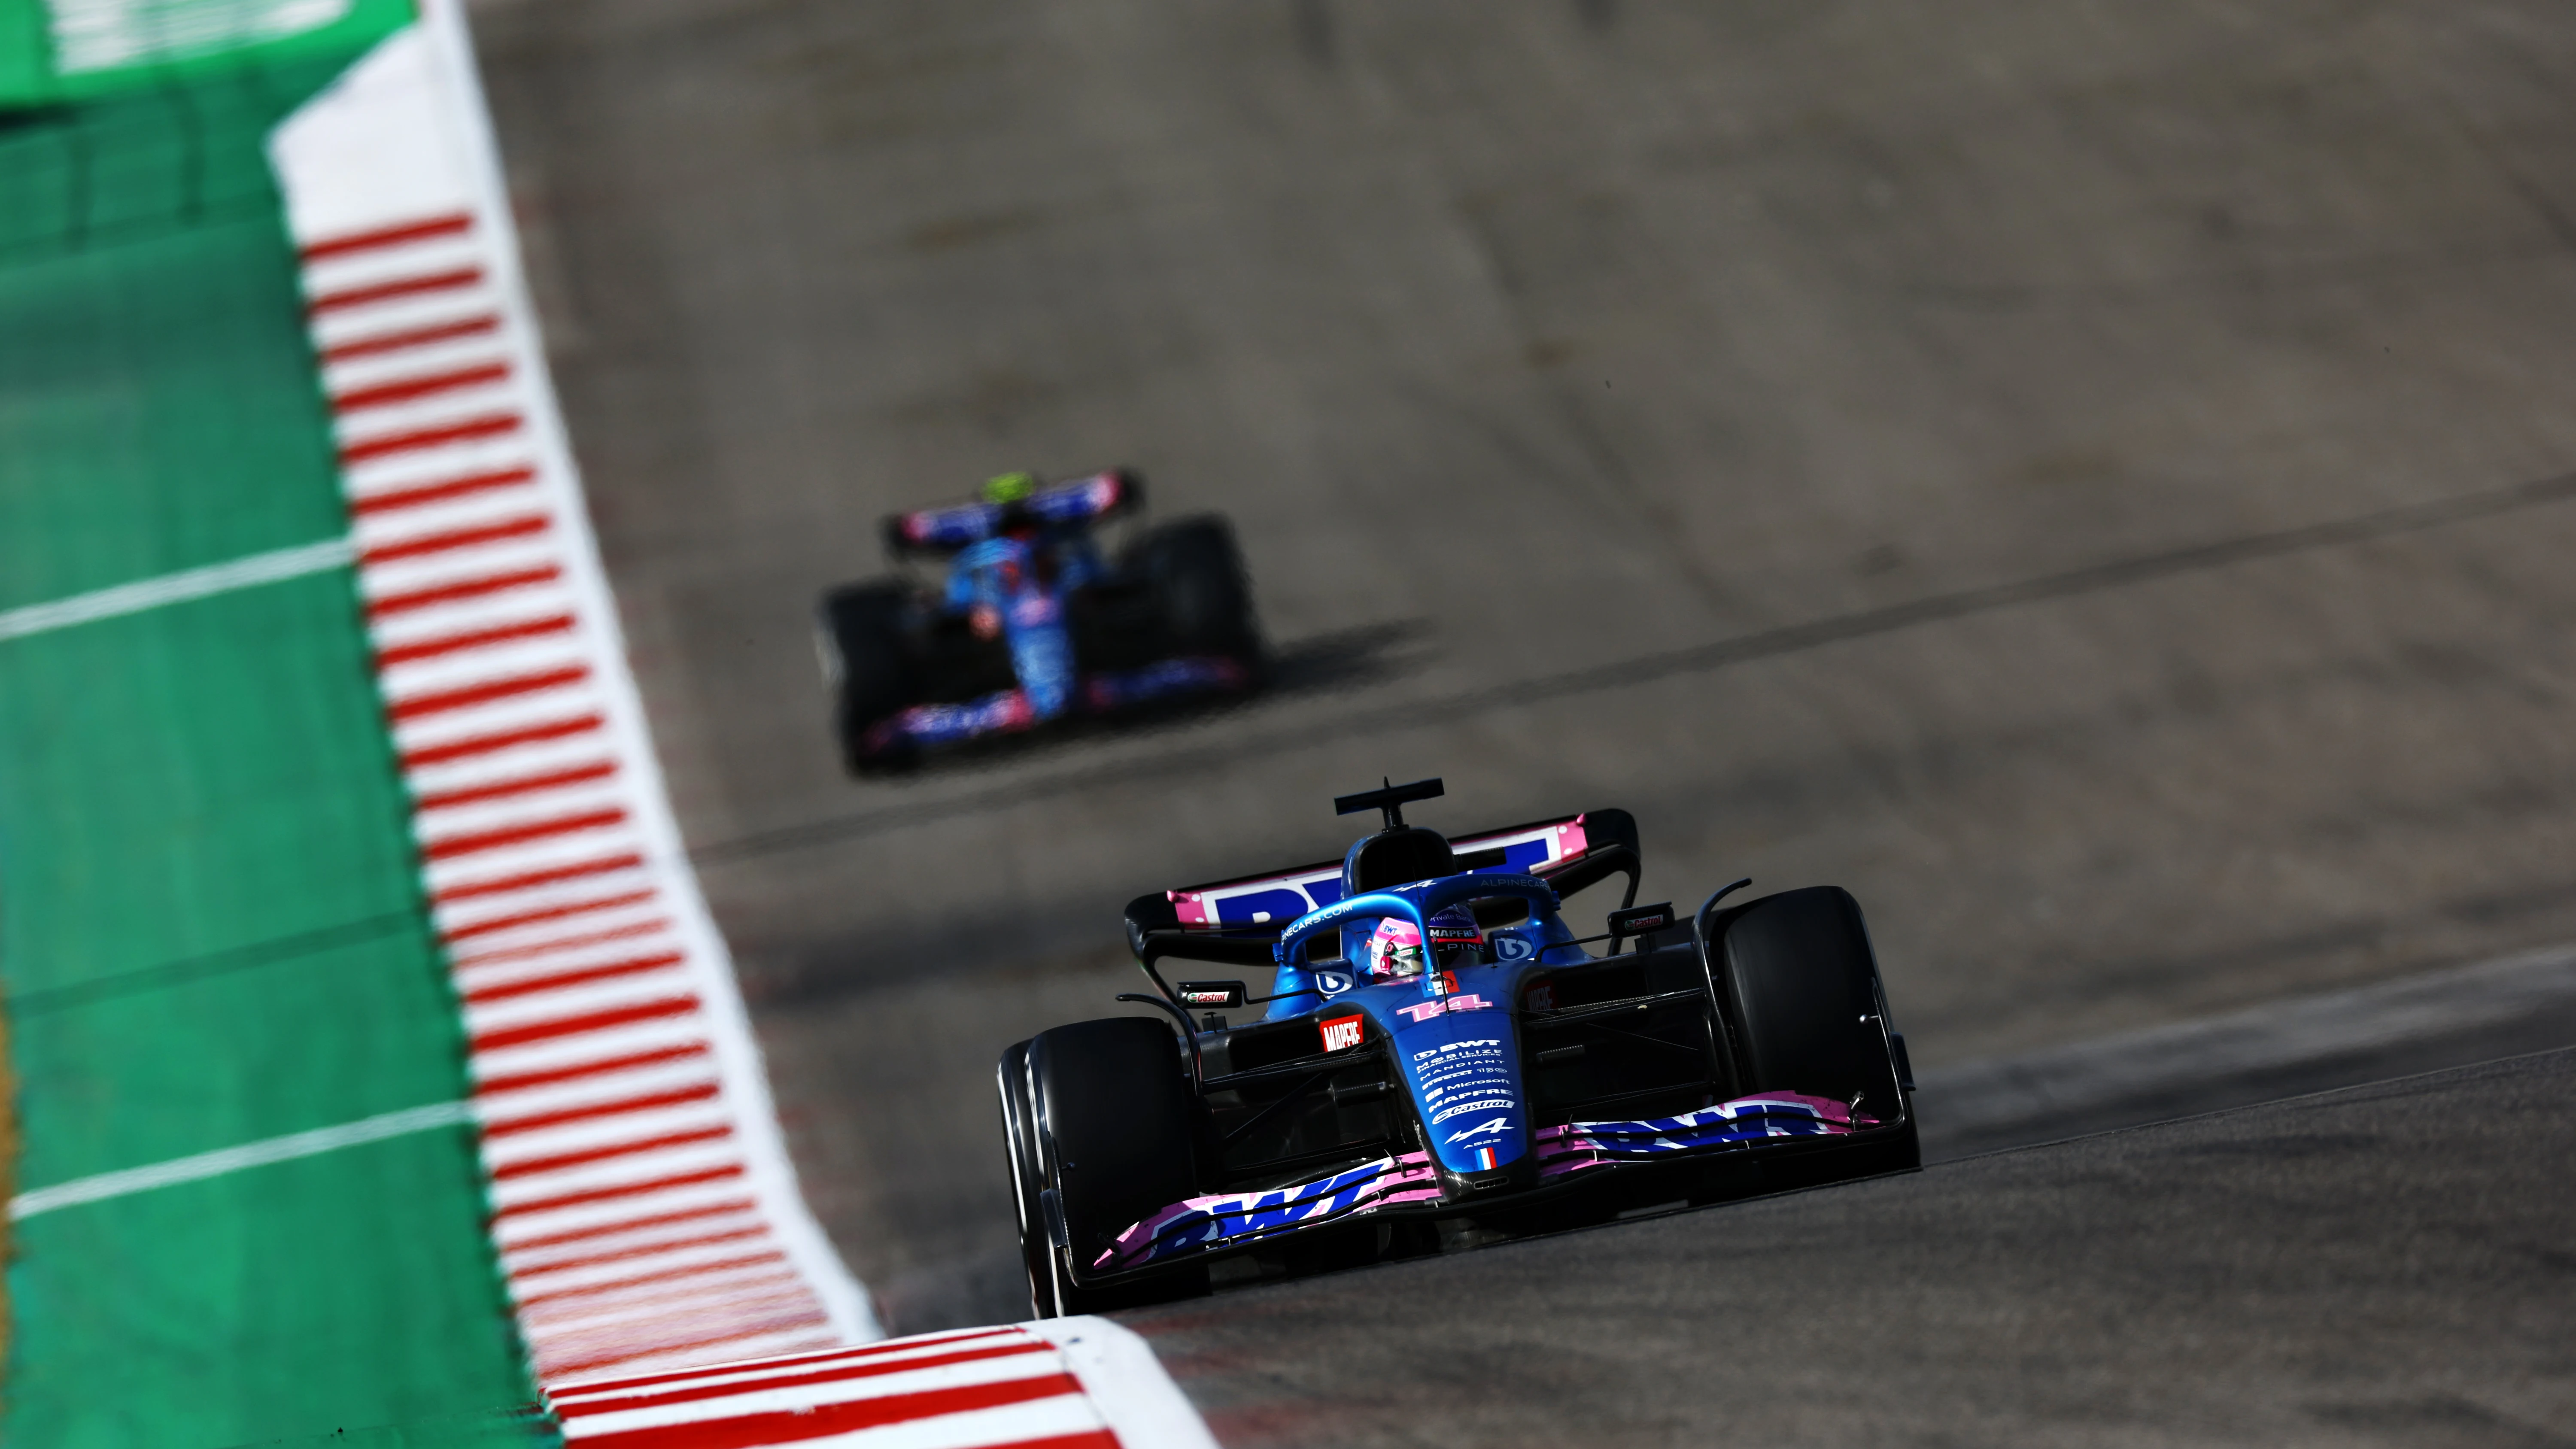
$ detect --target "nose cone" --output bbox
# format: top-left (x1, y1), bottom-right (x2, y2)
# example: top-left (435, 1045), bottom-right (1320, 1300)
top-left (1378, 970), bottom-right (1532, 1185)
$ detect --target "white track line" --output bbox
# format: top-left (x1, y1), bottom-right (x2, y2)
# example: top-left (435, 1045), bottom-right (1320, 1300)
top-left (1029, 1317), bottom-right (1223, 1449)
top-left (0, 536), bottom-right (354, 643)
top-left (9, 1100), bottom-right (473, 1220)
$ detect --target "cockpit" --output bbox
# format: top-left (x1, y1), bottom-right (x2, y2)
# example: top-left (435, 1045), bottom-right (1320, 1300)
top-left (1120, 778), bottom-right (1645, 1028)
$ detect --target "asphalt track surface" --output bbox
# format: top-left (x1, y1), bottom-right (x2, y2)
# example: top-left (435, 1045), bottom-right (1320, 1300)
top-left (468, 0), bottom-right (2576, 1331)
top-left (1130, 1048), bottom-right (2576, 1449)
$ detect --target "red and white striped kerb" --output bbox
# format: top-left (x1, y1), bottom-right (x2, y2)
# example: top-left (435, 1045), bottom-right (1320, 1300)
top-left (271, 18), bottom-right (1223, 1448)
top-left (272, 9), bottom-right (877, 1382)
top-left (544, 1318), bottom-right (1216, 1449)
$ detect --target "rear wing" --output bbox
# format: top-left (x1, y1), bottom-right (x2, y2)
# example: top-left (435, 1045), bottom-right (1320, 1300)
top-left (881, 470), bottom-right (1140, 556)
top-left (1123, 810), bottom-right (1642, 984)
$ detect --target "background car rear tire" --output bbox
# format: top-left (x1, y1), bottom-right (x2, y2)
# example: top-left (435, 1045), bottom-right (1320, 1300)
top-left (817, 582), bottom-right (914, 773)
top-left (1128, 516), bottom-right (1261, 665)
top-left (1717, 886), bottom-right (1914, 1157)
top-left (1029, 1016), bottom-right (1209, 1313)
top-left (995, 1041), bottom-right (1059, 1319)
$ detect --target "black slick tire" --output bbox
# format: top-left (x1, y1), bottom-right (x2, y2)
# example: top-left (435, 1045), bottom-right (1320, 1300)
top-left (1029, 1016), bottom-right (1209, 1313)
top-left (816, 582), bottom-right (915, 774)
top-left (995, 1041), bottom-right (1059, 1319)
top-left (1717, 886), bottom-right (1919, 1171)
top-left (1128, 516), bottom-right (1261, 665)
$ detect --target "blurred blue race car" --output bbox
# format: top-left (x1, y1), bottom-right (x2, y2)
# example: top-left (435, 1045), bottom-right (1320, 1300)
top-left (816, 469), bottom-right (1261, 773)
top-left (998, 777), bottom-right (1923, 1316)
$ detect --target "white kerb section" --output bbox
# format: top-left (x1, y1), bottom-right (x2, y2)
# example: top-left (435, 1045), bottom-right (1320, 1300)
top-left (544, 1318), bottom-right (1221, 1449)
top-left (267, 3), bottom-right (880, 1380)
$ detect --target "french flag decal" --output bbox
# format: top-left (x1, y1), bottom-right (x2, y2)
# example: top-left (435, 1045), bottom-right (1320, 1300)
top-left (1475, 1145), bottom-right (1498, 1170)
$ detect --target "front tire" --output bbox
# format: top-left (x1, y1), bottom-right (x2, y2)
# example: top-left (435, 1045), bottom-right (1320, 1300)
top-left (1716, 886), bottom-right (1917, 1168)
top-left (817, 582), bottom-right (915, 774)
top-left (1028, 1017), bottom-right (1209, 1313)
top-left (996, 1042), bottom-right (1059, 1319)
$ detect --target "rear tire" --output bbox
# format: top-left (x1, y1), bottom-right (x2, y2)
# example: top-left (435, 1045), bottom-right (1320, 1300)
top-left (1717, 886), bottom-right (1916, 1165)
top-left (1029, 1017), bottom-right (1209, 1313)
top-left (1127, 516), bottom-right (1261, 665)
top-left (817, 582), bottom-right (915, 774)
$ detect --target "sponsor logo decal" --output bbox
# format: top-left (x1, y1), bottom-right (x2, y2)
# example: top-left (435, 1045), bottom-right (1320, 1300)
top-left (1492, 933), bottom-right (1534, 961)
top-left (1181, 990), bottom-right (1231, 1005)
top-left (1316, 970), bottom-right (1353, 996)
top-left (1397, 993), bottom-right (1495, 1022)
top-left (1524, 982), bottom-right (1555, 1013)
top-left (1609, 901), bottom-right (1677, 938)
top-left (1446, 1117), bottom-right (1512, 1144)
top-left (1319, 1015), bottom-right (1365, 1052)
top-left (1415, 1040), bottom-right (1499, 1060)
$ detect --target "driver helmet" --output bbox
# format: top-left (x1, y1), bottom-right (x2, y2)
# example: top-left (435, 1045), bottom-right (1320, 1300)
top-left (982, 470), bottom-right (1038, 505)
top-left (1364, 905), bottom-right (1483, 981)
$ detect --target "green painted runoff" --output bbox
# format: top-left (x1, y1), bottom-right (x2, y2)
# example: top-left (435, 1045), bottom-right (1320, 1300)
top-left (0, 48), bottom-right (548, 1449)
top-left (0, 0), bottom-right (413, 107)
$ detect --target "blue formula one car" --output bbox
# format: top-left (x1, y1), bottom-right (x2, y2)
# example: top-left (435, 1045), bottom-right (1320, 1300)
top-left (997, 778), bottom-right (1922, 1315)
top-left (816, 469), bottom-right (1261, 773)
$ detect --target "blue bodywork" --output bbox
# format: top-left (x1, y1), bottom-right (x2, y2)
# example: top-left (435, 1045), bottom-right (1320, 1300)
top-left (1270, 872), bottom-right (1576, 1180)
top-left (865, 474), bottom-right (1252, 754)
top-left (943, 531), bottom-right (1096, 723)
top-left (1073, 807), bottom-right (1911, 1282)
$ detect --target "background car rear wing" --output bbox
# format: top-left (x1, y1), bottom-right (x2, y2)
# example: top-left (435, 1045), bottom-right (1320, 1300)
top-left (881, 469), bottom-right (1141, 555)
top-left (1123, 809), bottom-right (1642, 972)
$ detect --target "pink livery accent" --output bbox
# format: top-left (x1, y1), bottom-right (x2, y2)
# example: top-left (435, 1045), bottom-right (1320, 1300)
top-left (1397, 993), bottom-right (1493, 1023)
top-left (1093, 1152), bottom-right (1444, 1273)
top-left (1534, 1093), bottom-right (1874, 1182)
top-left (1088, 1095), bottom-right (1887, 1275)
top-left (1163, 811), bottom-right (1597, 934)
